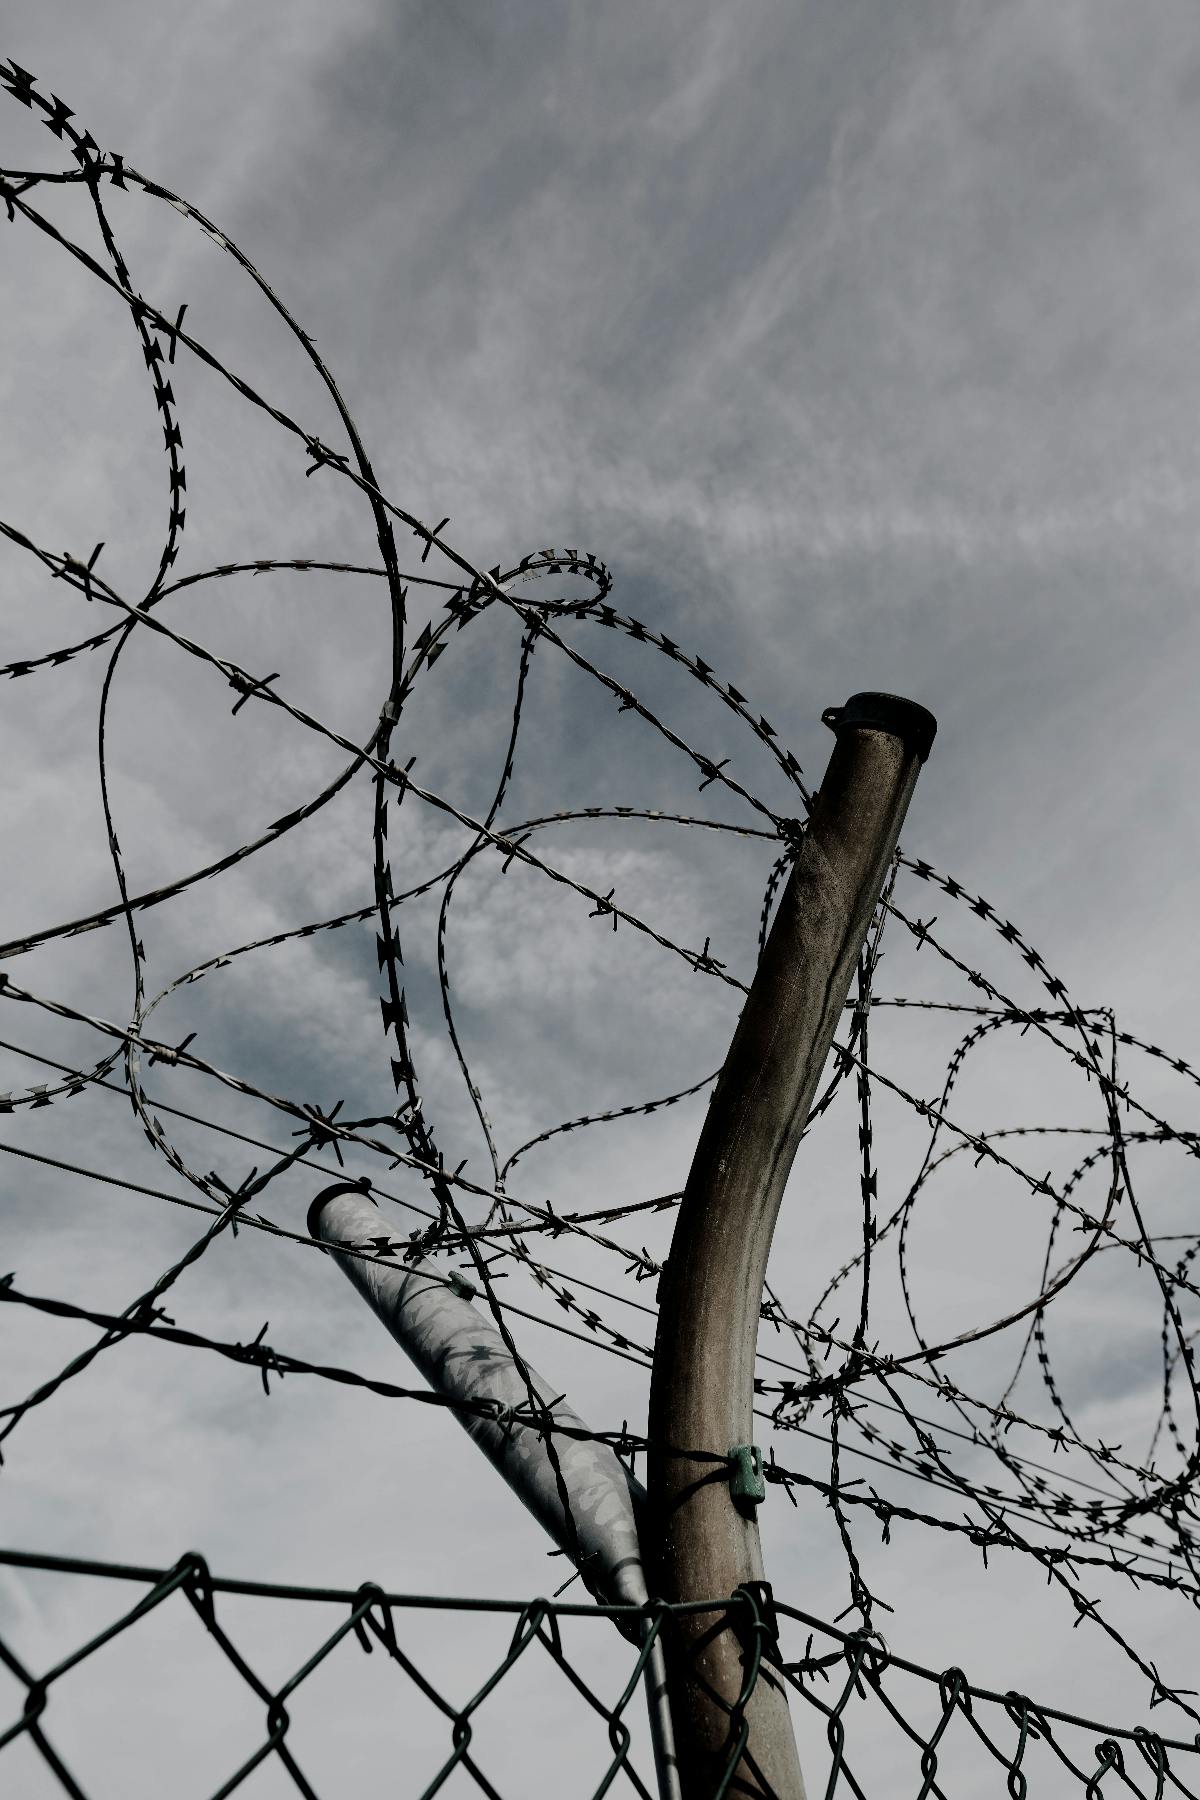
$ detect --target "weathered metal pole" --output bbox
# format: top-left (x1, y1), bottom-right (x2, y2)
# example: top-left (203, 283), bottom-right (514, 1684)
top-left (647, 692), bottom-right (936, 1799)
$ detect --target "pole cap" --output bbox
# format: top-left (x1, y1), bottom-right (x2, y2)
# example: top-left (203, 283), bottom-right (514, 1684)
top-left (306, 1176), bottom-right (373, 1241)
top-left (822, 692), bottom-right (937, 764)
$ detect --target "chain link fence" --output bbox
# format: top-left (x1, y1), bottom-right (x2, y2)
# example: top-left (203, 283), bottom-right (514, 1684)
top-left (4, 1550), bottom-right (1199, 1798)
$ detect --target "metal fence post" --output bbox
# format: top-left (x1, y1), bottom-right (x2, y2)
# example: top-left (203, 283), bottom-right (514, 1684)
top-left (646, 693), bottom-right (936, 1799)
top-left (308, 1182), bottom-right (681, 1799)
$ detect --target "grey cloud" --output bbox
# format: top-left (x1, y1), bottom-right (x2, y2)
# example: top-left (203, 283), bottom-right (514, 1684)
top-left (4, 2), bottom-right (1200, 1791)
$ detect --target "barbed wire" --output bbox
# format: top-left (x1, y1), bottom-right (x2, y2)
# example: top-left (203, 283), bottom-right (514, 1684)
top-left (3, 54), bottom-right (1200, 1793)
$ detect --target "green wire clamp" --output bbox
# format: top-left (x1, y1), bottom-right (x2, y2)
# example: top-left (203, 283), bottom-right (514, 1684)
top-left (446, 1270), bottom-right (477, 1300)
top-left (729, 1444), bottom-right (765, 1512)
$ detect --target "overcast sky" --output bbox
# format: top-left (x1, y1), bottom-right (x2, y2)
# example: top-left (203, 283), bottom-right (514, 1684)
top-left (4, 3), bottom-right (1200, 1795)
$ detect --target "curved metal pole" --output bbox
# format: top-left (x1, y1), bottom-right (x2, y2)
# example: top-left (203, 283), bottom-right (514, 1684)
top-left (646, 693), bottom-right (936, 1799)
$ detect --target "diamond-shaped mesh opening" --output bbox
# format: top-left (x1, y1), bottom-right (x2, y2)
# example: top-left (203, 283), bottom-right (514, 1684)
top-left (0, 1558), bottom-right (313, 1798)
top-left (425, 1607), bottom-right (657, 1798)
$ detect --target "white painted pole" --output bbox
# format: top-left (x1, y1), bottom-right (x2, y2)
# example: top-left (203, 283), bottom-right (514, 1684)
top-left (308, 1181), bottom-right (680, 1799)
